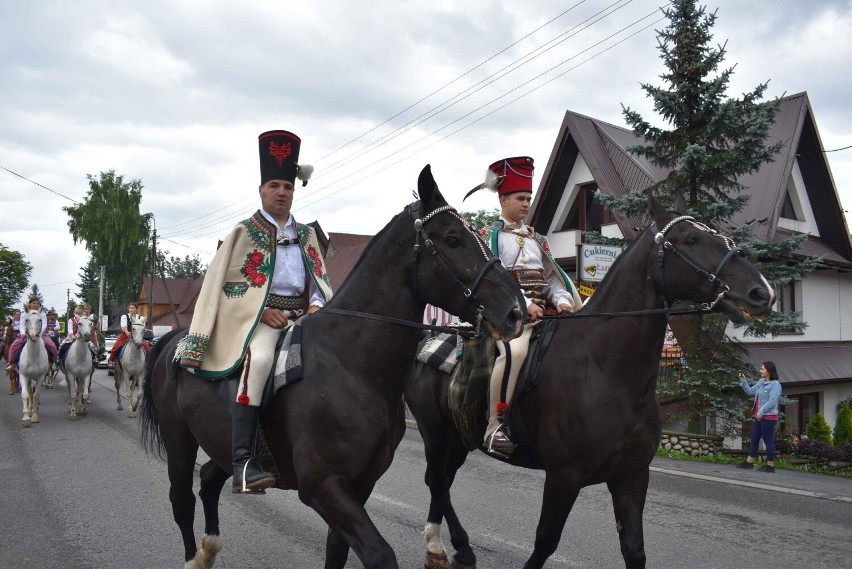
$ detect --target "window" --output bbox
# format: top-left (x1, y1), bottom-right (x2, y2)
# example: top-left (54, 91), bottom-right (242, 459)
top-left (775, 280), bottom-right (802, 334)
top-left (559, 183), bottom-right (613, 232)
top-left (781, 392), bottom-right (819, 436)
top-left (781, 190), bottom-right (799, 220)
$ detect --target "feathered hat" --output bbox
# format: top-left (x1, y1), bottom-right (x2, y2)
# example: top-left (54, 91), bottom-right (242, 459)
top-left (463, 156), bottom-right (534, 201)
top-left (258, 130), bottom-right (314, 186)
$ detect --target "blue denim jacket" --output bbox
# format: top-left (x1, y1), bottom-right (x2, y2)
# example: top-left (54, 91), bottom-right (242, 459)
top-left (740, 378), bottom-right (782, 418)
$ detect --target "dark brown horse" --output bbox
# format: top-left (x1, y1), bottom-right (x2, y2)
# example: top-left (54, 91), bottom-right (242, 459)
top-left (139, 165), bottom-right (527, 568)
top-left (404, 194), bottom-right (776, 569)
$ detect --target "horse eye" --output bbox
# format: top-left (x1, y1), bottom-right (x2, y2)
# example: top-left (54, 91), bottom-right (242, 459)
top-left (685, 236), bottom-right (698, 246)
top-left (445, 236), bottom-right (460, 247)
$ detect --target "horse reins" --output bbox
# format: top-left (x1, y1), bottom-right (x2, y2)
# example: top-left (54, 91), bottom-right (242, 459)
top-left (322, 200), bottom-right (500, 339)
top-left (538, 215), bottom-right (744, 320)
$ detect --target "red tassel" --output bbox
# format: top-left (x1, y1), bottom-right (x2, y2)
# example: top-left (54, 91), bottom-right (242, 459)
top-left (237, 392), bottom-right (250, 406)
top-left (496, 402), bottom-right (509, 416)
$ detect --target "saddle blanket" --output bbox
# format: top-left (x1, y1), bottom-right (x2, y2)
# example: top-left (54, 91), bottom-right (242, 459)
top-left (272, 319), bottom-right (304, 393)
top-left (416, 333), bottom-right (461, 374)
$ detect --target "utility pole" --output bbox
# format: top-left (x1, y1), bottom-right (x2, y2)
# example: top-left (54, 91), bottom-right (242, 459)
top-left (98, 265), bottom-right (105, 328)
top-left (149, 222), bottom-right (156, 328)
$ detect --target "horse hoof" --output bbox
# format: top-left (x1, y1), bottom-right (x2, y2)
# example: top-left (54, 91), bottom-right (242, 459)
top-left (449, 556), bottom-right (476, 569)
top-left (31, 414), bottom-right (40, 423)
top-left (117, 405), bottom-right (123, 411)
top-left (86, 397), bottom-right (92, 404)
top-left (425, 550), bottom-right (450, 569)
top-left (22, 419), bottom-right (31, 428)
top-left (128, 411), bottom-right (136, 418)
top-left (69, 413), bottom-right (78, 420)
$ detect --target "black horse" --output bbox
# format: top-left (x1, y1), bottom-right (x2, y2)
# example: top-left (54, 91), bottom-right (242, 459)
top-left (139, 165), bottom-right (526, 569)
top-left (404, 194), bottom-right (776, 569)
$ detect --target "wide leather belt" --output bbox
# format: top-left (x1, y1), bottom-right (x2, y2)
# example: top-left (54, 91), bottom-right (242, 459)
top-left (510, 268), bottom-right (548, 308)
top-left (266, 294), bottom-right (305, 310)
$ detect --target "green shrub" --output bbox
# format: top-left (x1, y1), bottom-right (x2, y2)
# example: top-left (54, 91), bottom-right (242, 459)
top-left (805, 413), bottom-right (833, 445)
top-left (833, 404), bottom-right (852, 446)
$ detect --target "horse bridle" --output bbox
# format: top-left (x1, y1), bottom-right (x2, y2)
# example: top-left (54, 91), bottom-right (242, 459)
top-left (409, 201), bottom-right (500, 312)
top-left (24, 313), bottom-right (43, 341)
top-left (130, 321), bottom-right (145, 347)
top-left (322, 201), bottom-right (501, 338)
top-left (653, 215), bottom-right (744, 310)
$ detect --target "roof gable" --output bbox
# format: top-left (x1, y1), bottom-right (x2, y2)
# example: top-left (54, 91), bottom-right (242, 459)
top-left (532, 92), bottom-right (852, 265)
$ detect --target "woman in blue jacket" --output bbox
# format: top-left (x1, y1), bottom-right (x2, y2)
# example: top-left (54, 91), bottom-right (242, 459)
top-left (737, 361), bottom-right (783, 472)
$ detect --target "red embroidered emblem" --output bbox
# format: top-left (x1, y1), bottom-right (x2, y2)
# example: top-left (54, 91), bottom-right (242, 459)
top-left (268, 142), bottom-right (292, 166)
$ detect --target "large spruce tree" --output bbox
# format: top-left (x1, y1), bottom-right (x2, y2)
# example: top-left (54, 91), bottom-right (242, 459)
top-left (608, 0), bottom-right (819, 433)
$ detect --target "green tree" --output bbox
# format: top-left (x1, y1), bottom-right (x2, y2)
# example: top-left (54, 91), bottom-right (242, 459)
top-left (77, 258), bottom-right (100, 309)
top-left (605, 0), bottom-right (817, 434)
top-left (805, 413), bottom-right (832, 445)
top-left (0, 244), bottom-right (32, 319)
top-left (26, 283), bottom-right (45, 307)
top-left (833, 404), bottom-right (852, 447)
top-left (145, 251), bottom-right (207, 279)
top-left (461, 209), bottom-right (499, 231)
top-left (64, 171), bottom-right (153, 305)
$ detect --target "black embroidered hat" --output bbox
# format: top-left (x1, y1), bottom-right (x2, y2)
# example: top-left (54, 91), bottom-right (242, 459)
top-left (258, 130), bottom-right (314, 186)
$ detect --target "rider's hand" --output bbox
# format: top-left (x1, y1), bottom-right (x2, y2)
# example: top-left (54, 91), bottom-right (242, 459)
top-left (527, 303), bottom-right (544, 322)
top-left (260, 308), bottom-right (289, 329)
top-left (306, 305), bottom-right (321, 316)
top-left (556, 302), bottom-right (575, 314)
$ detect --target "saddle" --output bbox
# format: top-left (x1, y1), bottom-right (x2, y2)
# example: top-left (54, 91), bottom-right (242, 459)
top-left (421, 320), bottom-right (558, 465)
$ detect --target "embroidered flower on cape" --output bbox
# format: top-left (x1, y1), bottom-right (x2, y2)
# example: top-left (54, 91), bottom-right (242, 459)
top-left (241, 250), bottom-right (272, 288)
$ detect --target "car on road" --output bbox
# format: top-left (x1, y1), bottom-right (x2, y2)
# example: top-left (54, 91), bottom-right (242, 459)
top-left (98, 334), bottom-right (119, 373)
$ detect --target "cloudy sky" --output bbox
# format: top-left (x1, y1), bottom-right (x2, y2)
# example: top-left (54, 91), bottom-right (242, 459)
top-left (1, 0), bottom-right (851, 314)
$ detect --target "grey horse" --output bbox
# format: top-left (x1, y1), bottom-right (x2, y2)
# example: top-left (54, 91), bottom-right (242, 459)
top-left (18, 310), bottom-right (50, 427)
top-left (114, 316), bottom-right (146, 418)
top-left (59, 315), bottom-right (94, 418)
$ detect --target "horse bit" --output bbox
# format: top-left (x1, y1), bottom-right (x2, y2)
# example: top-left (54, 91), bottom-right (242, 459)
top-left (654, 215), bottom-right (744, 311)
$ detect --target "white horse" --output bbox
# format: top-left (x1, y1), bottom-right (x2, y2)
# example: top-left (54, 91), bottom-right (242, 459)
top-left (59, 315), bottom-right (94, 418)
top-left (114, 316), bottom-right (146, 418)
top-left (18, 310), bottom-right (49, 427)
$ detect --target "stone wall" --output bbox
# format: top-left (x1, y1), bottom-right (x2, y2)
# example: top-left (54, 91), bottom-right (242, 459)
top-left (660, 431), bottom-right (724, 456)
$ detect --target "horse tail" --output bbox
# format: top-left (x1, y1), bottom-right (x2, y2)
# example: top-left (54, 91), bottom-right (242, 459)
top-left (139, 327), bottom-right (187, 459)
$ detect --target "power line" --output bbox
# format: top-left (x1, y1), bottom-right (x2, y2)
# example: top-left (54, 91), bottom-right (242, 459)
top-left (0, 166), bottom-right (79, 203)
top-left (162, 2), bottom-right (655, 241)
top-left (159, 1), bottom-right (639, 236)
top-left (824, 145), bottom-right (852, 153)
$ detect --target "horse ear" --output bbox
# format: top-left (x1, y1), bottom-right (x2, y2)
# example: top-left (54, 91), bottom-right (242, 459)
top-left (672, 192), bottom-right (687, 214)
top-left (647, 191), bottom-right (664, 219)
top-left (418, 164), bottom-right (446, 210)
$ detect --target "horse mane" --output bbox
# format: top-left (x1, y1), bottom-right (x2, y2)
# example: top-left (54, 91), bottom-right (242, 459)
top-left (325, 203), bottom-right (421, 302)
top-left (581, 227), bottom-right (653, 313)
top-left (140, 326), bottom-right (188, 459)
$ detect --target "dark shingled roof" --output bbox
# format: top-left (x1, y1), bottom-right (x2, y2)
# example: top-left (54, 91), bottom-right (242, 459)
top-left (740, 342), bottom-right (852, 387)
top-left (532, 92), bottom-right (852, 266)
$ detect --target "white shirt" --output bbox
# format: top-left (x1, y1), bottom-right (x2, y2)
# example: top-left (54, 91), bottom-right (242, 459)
top-left (260, 210), bottom-right (325, 308)
top-left (496, 216), bottom-right (573, 309)
top-left (18, 310), bottom-right (47, 335)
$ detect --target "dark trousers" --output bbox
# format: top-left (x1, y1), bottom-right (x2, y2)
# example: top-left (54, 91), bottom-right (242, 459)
top-left (749, 418), bottom-right (778, 461)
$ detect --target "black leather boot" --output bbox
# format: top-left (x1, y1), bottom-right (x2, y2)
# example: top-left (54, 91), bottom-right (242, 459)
top-left (232, 404), bottom-right (275, 494)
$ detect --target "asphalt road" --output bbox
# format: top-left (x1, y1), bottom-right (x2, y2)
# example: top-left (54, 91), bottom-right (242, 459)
top-left (1, 368), bottom-right (849, 568)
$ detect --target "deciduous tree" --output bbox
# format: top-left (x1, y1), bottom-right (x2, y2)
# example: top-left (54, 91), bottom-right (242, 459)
top-left (64, 171), bottom-right (153, 305)
top-left (0, 244), bottom-right (31, 319)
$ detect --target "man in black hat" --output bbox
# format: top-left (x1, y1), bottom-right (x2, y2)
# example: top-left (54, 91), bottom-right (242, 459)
top-left (179, 130), bottom-right (333, 493)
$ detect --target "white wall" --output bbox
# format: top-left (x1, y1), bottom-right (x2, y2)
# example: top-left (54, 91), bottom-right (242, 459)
top-left (547, 155), bottom-right (594, 234)
top-left (728, 270), bottom-right (851, 343)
